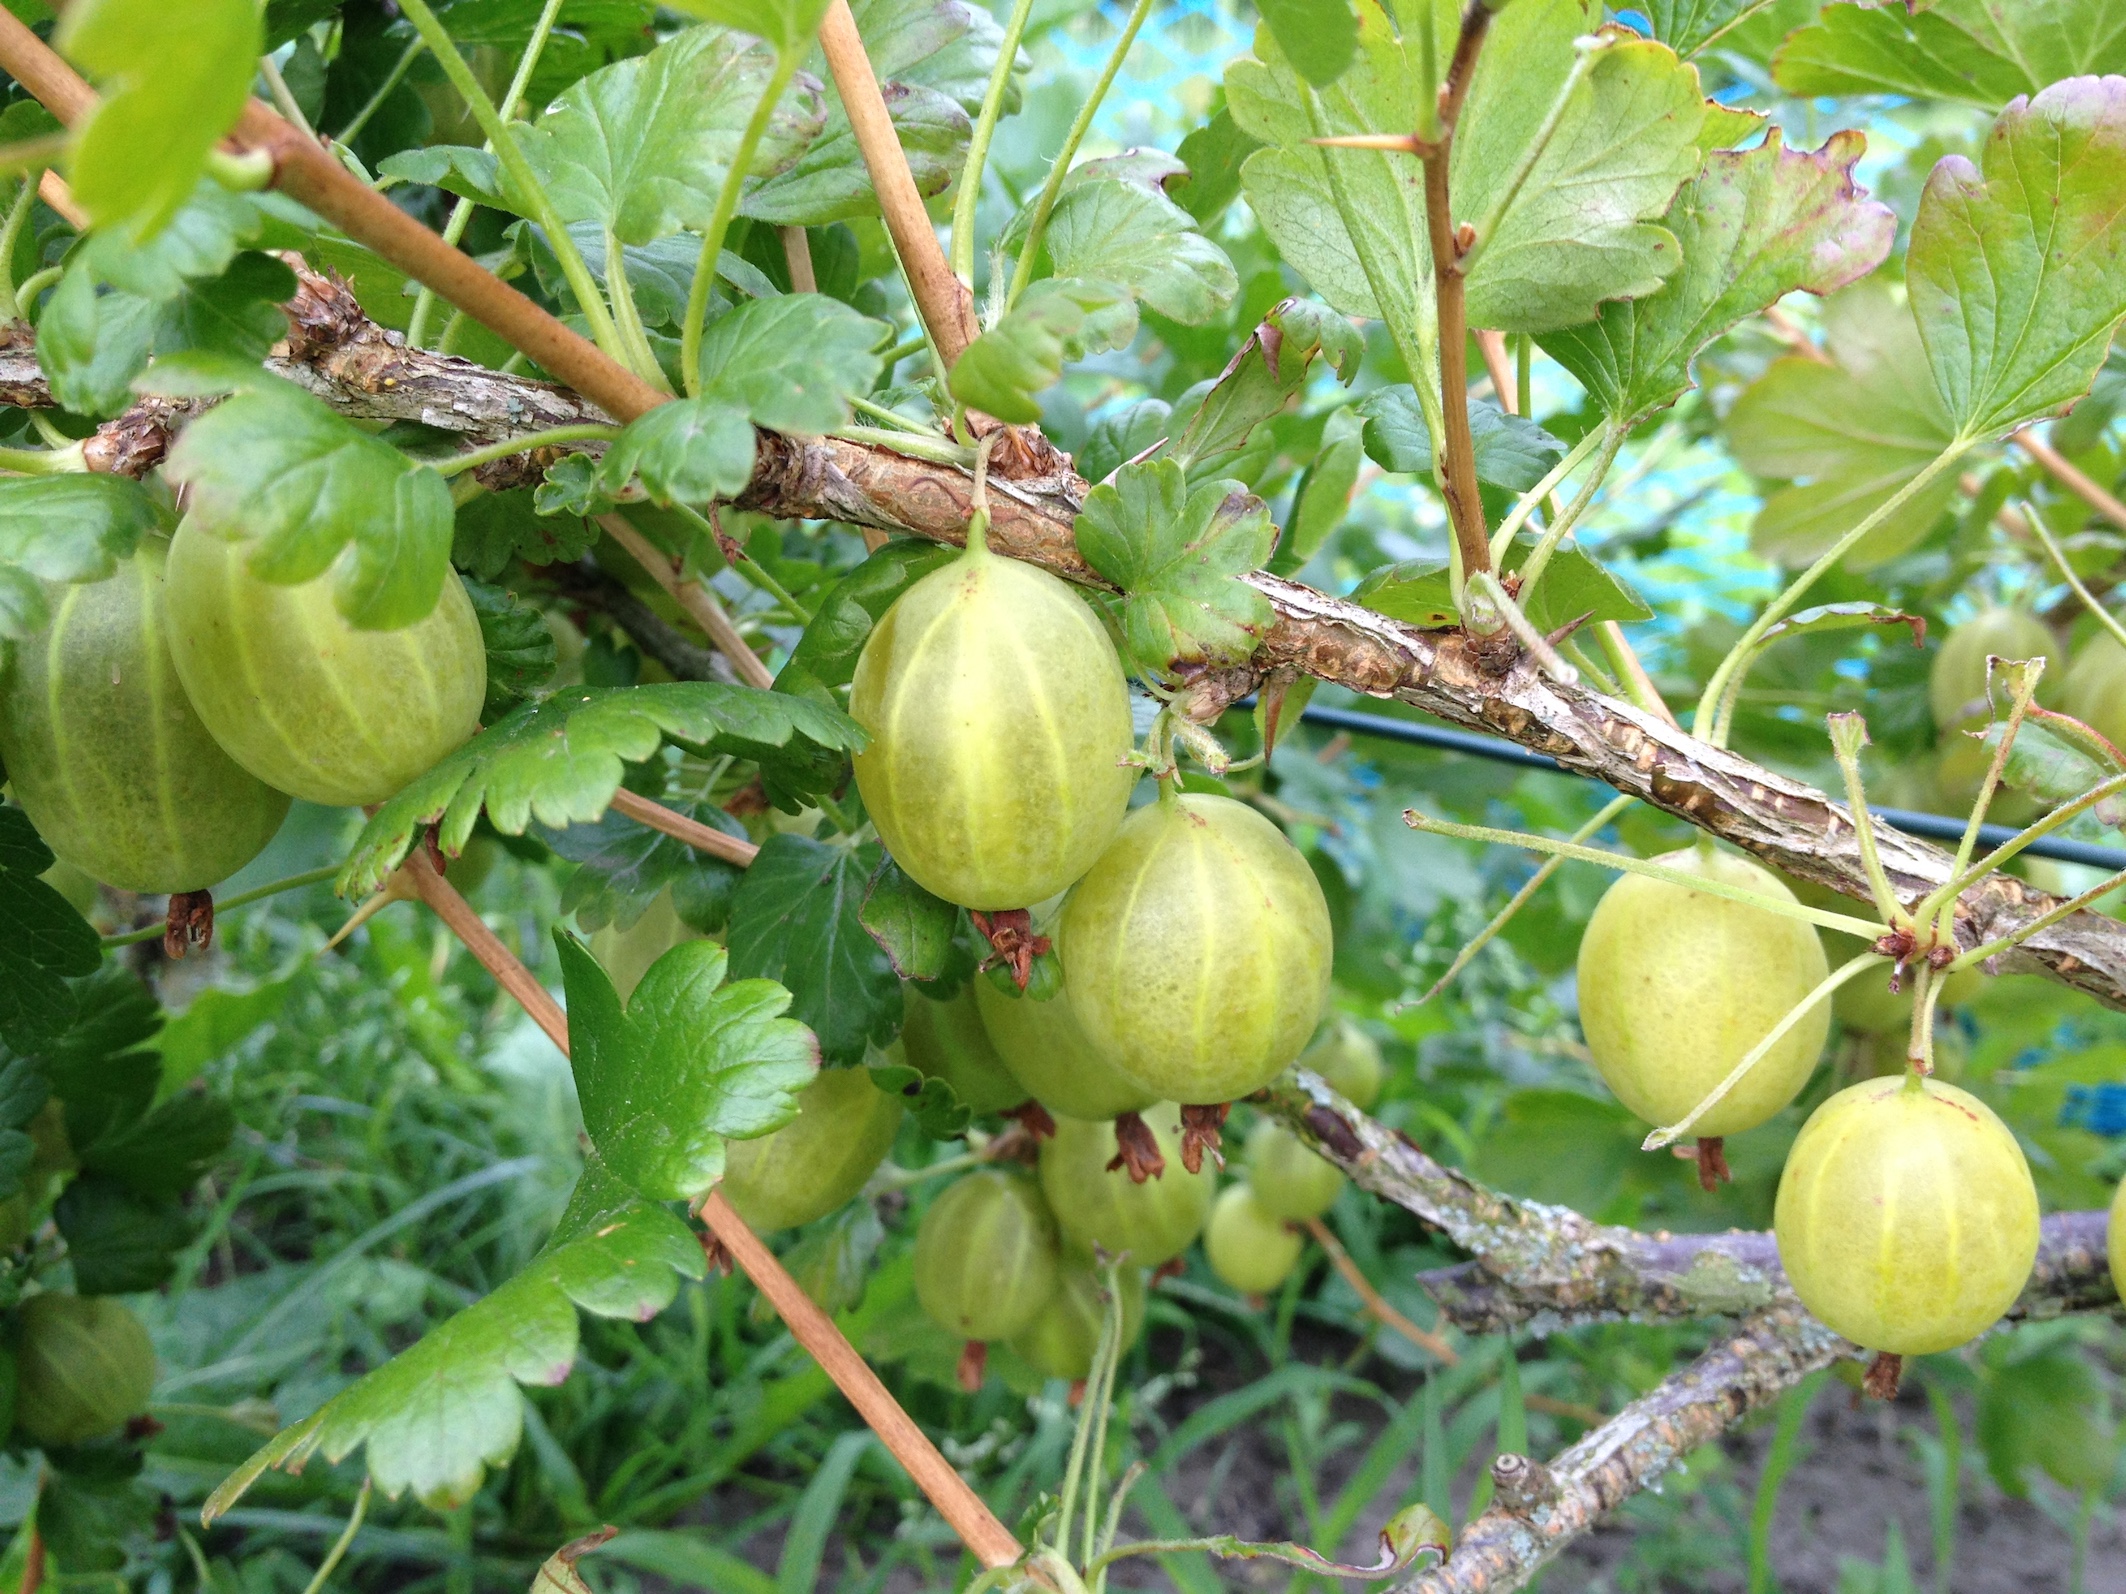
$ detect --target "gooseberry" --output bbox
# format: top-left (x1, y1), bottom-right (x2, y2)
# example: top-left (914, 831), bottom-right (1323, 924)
top-left (589, 888), bottom-right (702, 1004)
top-left (0, 540), bottom-right (288, 892)
top-left (1775, 1075), bottom-right (2039, 1354)
top-left (12, 1292), bottom-right (157, 1446)
top-left (973, 974), bottom-right (1156, 1123)
top-left (719, 1066), bottom-right (903, 1232)
top-left (849, 534), bottom-right (1136, 909)
top-left (1244, 1119), bottom-right (1344, 1222)
top-left (1928, 607), bottom-right (2060, 729)
top-left (1298, 1016), bottom-right (1383, 1110)
top-left (163, 514), bottom-right (486, 807)
top-left (912, 1169), bottom-right (1060, 1343)
top-left (2066, 631), bottom-right (2126, 749)
top-left (1204, 1185), bottom-right (1303, 1296)
top-left (1058, 793), bottom-right (1332, 1104)
top-left (1577, 847), bottom-right (1830, 1138)
top-left (901, 985), bottom-right (1027, 1116)
top-left (1037, 1104), bottom-right (1214, 1267)
top-left (1008, 1257), bottom-right (1147, 1382)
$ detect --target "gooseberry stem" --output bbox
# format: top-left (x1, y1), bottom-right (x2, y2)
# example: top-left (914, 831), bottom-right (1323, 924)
top-left (1902, 961), bottom-right (1938, 1076)
top-left (1465, 571), bottom-right (1578, 684)
top-left (2023, 496), bottom-right (2126, 657)
top-left (949, 0), bottom-right (1035, 288)
top-left (1911, 765), bottom-right (2126, 927)
top-left (1642, 951), bottom-right (1885, 1149)
top-left (1485, 425), bottom-right (1605, 566)
top-left (100, 865), bottom-right (342, 947)
top-left (1402, 810), bottom-right (1888, 938)
top-left (1825, 713), bottom-right (1908, 929)
top-left (432, 424), bottom-right (620, 478)
top-left (1514, 425), bottom-right (1625, 601)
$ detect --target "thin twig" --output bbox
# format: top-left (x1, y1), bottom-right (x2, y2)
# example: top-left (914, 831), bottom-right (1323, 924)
top-left (2012, 426), bottom-right (2126, 535)
top-left (609, 788), bottom-right (760, 866)
top-left (1474, 329), bottom-right (1515, 414)
top-left (297, 1478), bottom-right (371, 1594)
top-left (1303, 1217), bottom-right (1458, 1364)
top-left (817, 0), bottom-right (977, 362)
top-left (597, 512), bottom-right (775, 687)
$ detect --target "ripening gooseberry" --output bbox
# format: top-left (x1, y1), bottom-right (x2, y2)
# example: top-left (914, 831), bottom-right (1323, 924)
top-left (0, 540), bottom-right (287, 892)
top-left (719, 1067), bottom-right (902, 1232)
top-left (901, 985), bottom-right (1027, 1115)
top-left (1245, 1119), bottom-right (1344, 1222)
top-left (913, 1169), bottom-right (1060, 1343)
top-left (164, 514), bottom-right (485, 807)
top-left (1298, 1015), bottom-right (1382, 1109)
top-left (1204, 1185), bottom-right (1303, 1296)
top-left (12, 1293), bottom-right (156, 1446)
top-left (589, 889), bottom-right (703, 1004)
top-left (1577, 847), bottom-right (1830, 1138)
top-left (1038, 1104), bottom-right (1214, 1267)
top-left (2066, 631), bottom-right (2126, 750)
top-left (1058, 793), bottom-right (1332, 1104)
top-left (1008, 1257), bottom-right (1147, 1382)
top-left (973, 973), bottom-right (1156, 1122)
top-left (1928, 607), bottom-right (2060, 729)
top-left (849, 530), bottom-right (1136, 909)
top-left (1775, 1075), bottom-right (2039, 1355)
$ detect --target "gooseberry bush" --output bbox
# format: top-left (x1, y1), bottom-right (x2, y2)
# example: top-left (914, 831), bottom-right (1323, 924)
top-left (0, 0), bottom-right (2121, 1589)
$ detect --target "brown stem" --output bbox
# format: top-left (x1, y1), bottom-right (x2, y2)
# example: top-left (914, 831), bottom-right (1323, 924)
top-left (1418, 1), bottom-right (1498, 595)
top-left (1302, 1216), bottom-right (1459, 1365)
top-left (781, 226), bottom-right (818, 293)
top-left (817, 0), bottom-right (977, 364)
top-left (1474, 329), bottom-right (1515, 415)
top-left (701, 1190), bottom-right (1024, 1568)
top-left (2010, 426), bottom-right (2126, 535)
top-left (596, 512), bottom-right (775, 688)
top-left (36, 169), bottom-right (85, 229)
top-left (609, 787), bottom-right (761, 866)
top-left (402, 851), bottom-right (1021, 1568)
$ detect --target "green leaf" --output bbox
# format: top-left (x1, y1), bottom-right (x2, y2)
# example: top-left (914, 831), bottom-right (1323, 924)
top-left (1040, 173), bottom-right (1238, 325)
top-left (556, 932), bottom-right (817, 1202)
top-left (1172, 108), bottom-right (1262, 230)
top-left (1774, 0), bottom-right (2126, 110)
top-left (742, 81), bottom-right (968, 226)
top-left (1171, 297), bottom-right (1363, 470)
top-left (515, 24), bottom-right (827, 246)
top-left (1978, 720), bottom-right (2109, 807)
top-left (1907, 76), bottom-right (2126, 438)
top-left (1259, 0), bottom-right (1357, 87)
top-left (453, 488), bottom-right (600, 579)
top-left (39, 1450), bottom-right (157, 1572)
top-left (1726, 281), bottom-right (1960, 569)
top-left (1355, 538), bottom-right (1649, 631)
top-left (36, 269), bottom-right (157, 418)
top-left (667, 0), bottom-right (834, 54)
top-left (598, 400), bottom-right (758, 505)
top-left (1271, 408), bottom-right (1364, 577)
top-left (864, 1057), bottom-right (970, 1139)
top-left (858, 854), bottom-right (958, 981)
top-left (1539, 128), bottom-right (1895, 428)
top-left (948, 278), bottom-right (1134, 424)
top-left (1356, 388), bottom-right (1567, 492)
top-left (0, 809), bottom-right (102, 1052)
top-left (463, 578), bottom-right (557, 720)
top-left (1977, 1347), bottom-right (2118, 1496)
top-left (0, 1053), bottom-right (48, 1202)
top-left (153, 251), bottom-right (299, 365)
top-left (1756, 601), bottom-right (1925, 653)
top-left (0, 476), bottom-right (167, 645)
top-left (204, 1159), bottom-right (705, 1515)
top-left (727, 835), bottom-right (902, 1068)
top-left (544, 796), bottom-right (750, 934)
top-left (1638, 0), bottom-right (1783, 59)
top-left (697, 293), bottom-right (887, 432)
top-left (164, 381), bottom-right (456, 630)
top-left (57, 0), bottom-right (260, 236)
top-left (774, 538), bottom-right (956, 703)
top-left (340, 685), bottom-right (866, 897)
top-left (54, 1175), bottom-right (191, 1294)
top-left (1229, 1), bottom-right (1706, 352)
top-left (376, 145), bottom-right (509, 211)
top-left (1074, 458), bottom-right (1276, 679)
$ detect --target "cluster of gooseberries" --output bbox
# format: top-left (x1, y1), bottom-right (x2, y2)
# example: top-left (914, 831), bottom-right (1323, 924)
top-left (0, 519), bottom-right (485, 909)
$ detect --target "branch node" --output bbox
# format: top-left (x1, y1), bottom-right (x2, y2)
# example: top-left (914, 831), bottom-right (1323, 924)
top-left (1490, 1452), bottom-right (1562, 1518)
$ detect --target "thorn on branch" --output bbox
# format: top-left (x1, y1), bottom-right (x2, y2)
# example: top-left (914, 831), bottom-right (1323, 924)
top-left (1107, 1111), bottom-right (1166, 1182)
top-left (163, 890), bottom-right (214, 959)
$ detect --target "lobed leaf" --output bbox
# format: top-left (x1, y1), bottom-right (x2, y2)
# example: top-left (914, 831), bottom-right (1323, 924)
top-left (775, 538), bottom-right (955, 703)
top-left (558, 933), bottom-right (817, 1203)
top-left (453, 489), bottom-right (601, 580)
top-left (0, 476), bottom-right (169, 647)
top-left (948, 278), bottom-right (1134, 424)
top-left (1540, 128), bottom-right (1896, 429)
top-left (463, 578), bottom-right (559, 721)
top-left (1171, 297), bottom-right (1363, 471)
top-left (203, 1160), bottom-right (705, 1516)
top-left (1039, 173), bottom-right (1238, 326)
top-left (858, 855), bottom-right (959, 982)
top-left (1074, 458), bottom-right (1277, 679)
top-left (58, 0), bottom-right (260, 237)
top-left (695, 293), bottom-right (887, 433)
top-left (0, 809), bottom-right (102, 1053)
top-left (1637, 0), bottom-right (1779, 59)
top-left (727, 835), bottom-right (902, 1068)
top-left (340, 685), bottom-right (866, 897)
top-left (545, 795), bottom-right (750, 934)
top-left (1356, 541), bottom-right (1649, 633)
top-left (1774, 0), bottom-right (2126, 111)
top-left (1357, 387), bottom-right (1568, 494)
top-left (743, 80), bottom-right (968, 225)
top-left (165, 380), bottom-right (456, 631)
top-left (1906, 75), bottom-right (2126, 439)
